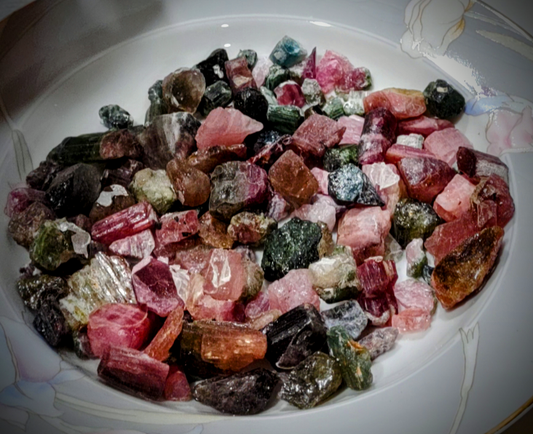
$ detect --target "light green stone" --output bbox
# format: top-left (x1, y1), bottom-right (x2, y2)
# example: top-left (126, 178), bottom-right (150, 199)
top-left (260, 86), bottom-right (278, 106)
top-left (322, 97), bottom-right (345, 120)
top-left (130, 168), bottom-right (177, 214)
top-left (302, 78), bottom-right (325, 107)
top-left (341, 90), bottom-right (368, 116)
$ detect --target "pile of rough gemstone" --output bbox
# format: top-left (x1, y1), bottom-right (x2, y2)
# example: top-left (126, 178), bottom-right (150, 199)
top-left (6, 35), bottom-right (514, 414)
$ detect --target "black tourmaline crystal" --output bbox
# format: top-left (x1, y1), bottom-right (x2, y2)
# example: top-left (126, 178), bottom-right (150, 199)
top-left (262, 303), bottom-right (327, 370)
top-left (192, 368), bottom-right (279, 415)
top-left (26, 160), bottom-right (64, 191)
top-left (423, 79), bottom-right (465, 120)
top-left (328, 163), bottom-right (384, 206)
top-left (33, 301), bottom-right (71, 348)
top-left (99, 104), bottom-right (133, 129)
top-left (233, 87), bottom-right (269, 123)
top-left (195, 48), bottom-right (230, 86)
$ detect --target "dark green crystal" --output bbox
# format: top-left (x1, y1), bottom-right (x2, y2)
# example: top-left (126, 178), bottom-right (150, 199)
top-left (328, 164), bottom-right (384, 206)
top-left (266, 105), bottom-right (302, 135)
top-left (237, 49), bottom-right (258, 69)
top-left (321, 97), bottom-right (344, 120)
top-left (392, 198), bottom-right (442, 248)
top-left (323, 145), bottom-right (359, 171)
top-left (265, 65), bottom-right (291, 91)
top-left (327, 326), bottom-right (373, 390)
top-left (198, 80), bottom-right (232, 116)
top-left (99, 104), bottom-right (133, 130)
top-left (47, 133), bottom-right (103, 165)
top-left (16, 274), bottom-right (69, 311)
top-left (423, 79), bottom-right (465, 120)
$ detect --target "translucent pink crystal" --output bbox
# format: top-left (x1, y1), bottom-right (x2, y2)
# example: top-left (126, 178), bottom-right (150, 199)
top-left (246, 309), bottom-right (282, 330)
top-left (362, 163), bottom-right (402, 213)
top-left (4, 187), bottom-right (48, 218)
top-left (109, 229), bottom-right (155, 259)
top-left (266, 190), bottom-right (291, 222)
top-left (275, 81), bottom-right (306, 107)
top-left (225, 56), bottom-right (255, 94)
top-left (291, 201), bottom-right (336, 232)
top-left (311, 167), bottom-right (329, 195)
top-left (338, 115), bottom-right (364, 145)
top-left (471, 173), bottom-right (514, 227)
top-left (316, 50), bottom-right (369, 93)
top-left (302, 47), bottom-right (317, 80)
top-left (173, 245), bottom-right (213, 274)
top-left (424, 128), bottom-right (473, 166)
top-left (337, 207), bottom-right (391, 264)
top-left (87, 303), bottom-right (154, 358)
top-left (252, 57), bottom-right (273, 88)
top-left (385, 144), bottom-right (437, 165)
top-left (397, 115), bottom-right (454, 137)
top-left (292, 114), bottom-right (346, 157)
top-left (195, 107), bottom-right (263, 149)
top-left (363, 88), bottom-right (426, 120)
top-left (358, 108), bottom-right (397, 165)
top-left (391, 308), bottom-right (431, 332)
top-left (132, 257), bottom-right (184, 317)
top-left (155, 210), bottom-right (199, 246)
top-left (245, 290), bottom-right (271, 320)
top-left (164, 366), bottom-right (192, 401)
top-left (393, 279), bottom-right (435, 313)
top-left (405, 238), bottom-right (425, 275)
top-left (312, 194), bottom-right (347, 216)
top-left (91, 201), bottom-right (158, 245)
top-left (268, 269), bottom-right (320, 314)
top-left (203, 249), bottom-right (246, 301)
top-left (433, 174), bottom-right (476, 222)
top-left (357, 257), bottom-right (398, 298)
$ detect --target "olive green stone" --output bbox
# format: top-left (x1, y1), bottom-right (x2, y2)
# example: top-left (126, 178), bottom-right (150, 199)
top-left (323, 145), bottom-right (359, 172)
top-left (16, 274), bottom-right (69, 311)
top-left (392, 198), bottom-right (442, 248)
top-left (130, 168), bottom-right (177, 214)
top-left (29, 220), bottom-right (78, 271)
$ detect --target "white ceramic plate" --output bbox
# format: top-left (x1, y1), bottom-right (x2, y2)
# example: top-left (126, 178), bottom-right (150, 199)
top-left (1, 1), bottom-right (532, 433)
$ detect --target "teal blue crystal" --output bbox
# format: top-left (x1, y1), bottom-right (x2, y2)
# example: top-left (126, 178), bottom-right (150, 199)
top-left (269, 36), bottom-right (308, 68)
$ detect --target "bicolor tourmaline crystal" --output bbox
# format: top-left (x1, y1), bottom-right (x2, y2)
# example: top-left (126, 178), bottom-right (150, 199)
top-left (363, 88), bottom-right (426, 120)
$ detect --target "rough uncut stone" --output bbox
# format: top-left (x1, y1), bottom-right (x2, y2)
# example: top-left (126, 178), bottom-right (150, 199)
top-left (188, 144), bottom-right (247, 174)
top-left (60, 252), bottom-right (135, 330)
top-left (193, 368), bottom-right (278, 415)
top-left (397, 115), bottom-right (454, 137)
top-left (91, 201), bottom-right (158, 245)
top-left (392, 198), bottom-right (442, 248)
top-left (173, 245), bottom-right (213, 274)
top-left (268, 269), bottom-right (320, 314)
top-left (358, 107), bottom-right (397, 164)
top-left (457, 146), bottom-right (509, 184)
top-left (309, 247), bottom-right (360, 304)
top-left (471, 174), bottom-right (514, 227)
top-left (203, 249), bottom-right (247, 301)
top-left (241, 258), bottom-right (264, 303)
top-left (109, 229), bottom-right (155, 259)
top-left (209, 161), bottom-right (268, 221)
top-left (301, 78), bottom-right (324, 107)
top-left (328, 164), bottom-right (384, 206)
top-left (252, 57), bottom-right (273, 88)
top-left (130, 168), bottom-right (177, 215)
top-left (4, 187), bottom-right (47, 218)
top-left (102, 159), bottom-right (145, 188)
top-left (384, 144), bottom-right (437, 165)
top-left (391, 308), bottom-right (432, 332)
top-left (310, 167), bottom-right (329, 195)
top-left (198, 80), bottom-right (233, 116)
top-left (132, 257), bottom-right (183, 317)
top-left (164, 366), bottom-right (192, 401)
top-left (156, 210), bottom-right (199, 246)
top-left (138, 112), bottom-right (200, 169)
top-left (275, 81), bottom-right (306, 108)
top-left (99, 104), bottom-right (133, 129)
top-left (337, 207), bottom-right (391, 264)
top-left (266, 105), bottom-right (302, 134)
top-left (247, 134), bottom-right (289, 168)
top-left (261, 217), bottom-right (322, 281)
top-left (398, 157), bottom-right (456, 203)
top-left (26, 160), bottom-right (64, 191)
top-left (195, 48), bottom-right (229, 87)
top-left (270, 36), bottom-right (307, 68)
top-left (144, 306), bottom-right (184, 361)
top-left (358, 327), bottom-right (399, 360)
top-left (364, 88), bottom-right (426, 120)
top-left (265, 65), bottom-right (291, 91)
top-left (423, 79), bottom-right (465, 119)
top-left (316, 50), bottom-right (371, 94)
top-left (432, 226), bottom-right (504, 309)
top-left (268, 150), bottom-right (318, 209)
top-left (338, 115), bottom-right (364, 145)
top-left (322, 300), bottom-right (367, 339)
top-left (169, 265), bottom-right (190, 306)
top-left (97, 347), bottom-right (169, 400)
top-left (45, 163), bottom-right (101, 217)
top-left (16, 274), bottom-right (68, 311)
top-left (166, 158), bottom-right (211, 208)
top-left (327, 326), bottom-right (373, 390)
top-left (263, 303), bottom-right (327, 370)
top-left (87, 303), bottom-right (154, 357)
top-left (405, 238), bottom-right (427, 279)
top-left (237, 49), bottom-right (258, 69)
top-left (251, 129), bottom-right (283, 154)
top-left (8, 201), bottom-right (55, 248)
top-left (433, 174), bottom-right (476, 222)
top-left (358, 257), bottom-right (398, 299)
top-left (227, 212), bottom-right (277, 246)
top-left (341, 91), bottom-right (368, 117)
top-left (197, 212), bottom-right (234, 249)
top-left (358, 286), bottom-right (397, 327)
top-left (362, 162), bottom-right (402, 213)
top-left (291, 200), bottom-right (336, 232)
top-left (225, 56), bottom-right (255, 95)
top-left (424, 128), bottom-right (473, 166)
top-left (73, 326), bottom-right (95, 360)
top-left (396, 133), bottom-right (424, 149)
top-left (322, 97), bottom-right (345, 120)
top-left (393, 278), bottom-right (435, 314)
top-left (292, 114), bottom-right (345, 158)
top-left (266, 189), bottom-right (291, 222)
top-left (162, 67), bottom-right (205, 113)
top-left (89, 184), bottom-right (136, 222)
top-left (323, 145), bottom-right (359, 172)
top-left (384, 234), bottom-right (403, 262)
top-left (196, 107), bottom-right (263, 149)
top-left (145, 80), bottom-right (168, 125)
top-left (279, 352), bottom-right (342, 409)
top-left (234, 87), bottom-right (269, 123)
top-left (33, 300), bottom-right (70, 347)
top-left (244, 290), bottom-right (271, 320)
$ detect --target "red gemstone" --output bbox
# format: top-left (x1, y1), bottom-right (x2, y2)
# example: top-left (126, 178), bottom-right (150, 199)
top-left (155, 210), bottom-right (199, 246)
top-left (164, 366), bottom-right (192, 401)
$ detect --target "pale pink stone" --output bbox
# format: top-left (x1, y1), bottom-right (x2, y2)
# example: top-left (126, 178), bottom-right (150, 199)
top-left (337, 207), bottom-right (391, 264)
top-left (311, 167), bottom-right (329, 195)
top-left (109, 229), bottom-right (155, 259)
top-left (312, 194), bottom-right (347, 216)
top-left (246, 309), bottom-right (282, 330)
top-left (363, 88), bottom-right (426, 120)
top-left (405, 238), bottom-right (425, 277)
top-left (268, 269), bottom-right (320, 314)
top-left (292, 114), bottom-right (345, 157)
top-left (155, 210), bottom-right (199, 246)
top-left (202, 249), bottom-right (246, 301)
top-left (397, 115), bottom-right (454, 137)
top-left (290, 201), bottom-right (336, 232)
top-left (486, 106), bottom-right (533, 155)
top-left (362, 163), bottom-right (401, 213)
top-left (423, 128), bottom-right (473, 166)
top-left (433, 174), bottom-right (476, 222)
top-left (245, 290), bottom-right (271, 319)
top-left (87, 303), bottom-right (154, 358)
top-left (393, 279), bottom-right (435, 313)
top-left (169, 265), bottom-right (190, 306)
top-left (391, 308), bottom-right (431, 332)
top-left (195, 107), bottom-right (263, 149)
top-left (252, 57), bottom-right (273, 88)
top-left (337, 115), bottom-right (364, 145)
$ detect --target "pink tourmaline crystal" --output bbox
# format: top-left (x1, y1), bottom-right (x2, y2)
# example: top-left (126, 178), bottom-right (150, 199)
top-left (87, 303), bottom-right (154, 358)
top-left (155, 210), bottom-right (199, 246)
top-left (362, 163), bottom-right (402, 213)
top-left (311, 167), bottom-right (329, 195)
top-left (164, 366), bottom-right (192, 401)
top-left (4, 187), bottom-right (47, 218)
top-left (338, 115), bottom-right (365, 145)
top-left (396, 115), bottom-right (454, 137)
top-left (203, 249), bottom-right (246, 301)
top-left (268, 269), bottom-right (320, 314)
top-left (358, 108), bottom-right (397, 164)
top-left (433, 174), bottom-right (476, 222)
top-left (225, 56), bottom-right (255, 94)
top-left (91, 201), bottom-right (158, 245)
top-left (245, 290), bottom-right (271, 320)
top-left (144, 306), bottom-right (184, 361)
top-left (424, 128), bottom-right (473, 166)
top-left (312, 194), bottom-right (347, 216)
top-left (247, 309), bottom-right (282, 330)
top-left (109, 229), bottom-right (156, 259)
top-left (195, 107), bottom-right (263, 149)
top-left (457, 146), bottom-right (509, 184)
top-left (391, 308), bottom-right (431, 332)
top-left (337, 207), bottom-right (392, 264)
top-left (291, 201), bottom-right (336, 232)
top-left (252, 57), bottom-right (273, 88)
top-left (471, 173), bottom-right (515, 227)
top-left (302, 47), bottom-right (317, 79)
top-left (316, 50), bottom-right (370, 93)
top-left (393, 279), bottom-right (435, 313)
top-left (173, 245), bottom-right (213, 274)
top-left (364, 88), bottom-right (426, 120)
top-left (385, 144), bottom-right (436, 165)
top-left (266, 190), bottom-right (291, 222)
top-left (292, 114), bottom-right (345, 157)
top-left (132, 257), bottom-right (184, 317)
top-left (275, 81), bottom-right (306, 107)
top-left (357, 257), bottom-right (398, 298)
top-left (397, 157), bottom-right (456, 203)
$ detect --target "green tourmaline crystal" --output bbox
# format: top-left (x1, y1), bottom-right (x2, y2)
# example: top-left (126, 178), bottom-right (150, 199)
top-left (323, 145), bottom-right (359, 172)
top-left (279, 352), bottom-right (342, 409)
top-left (322, 97), bottom-right (345, 120)
top-left (301, 78), bottom-right (325, 107)
top-left (266, 105), bottom-right (302, 134)
top-left (327, 326), bottom-right (373, 390)
top-left (260, 86), bottom-right (278, 106)
top-left (342, 91), bottom-right (367, 116)
top-left (237, 49), bottom-right (258, 69)
top-left (265, 65), bottom-right (291, 91)
top-left (130, 168), bottom-right (177, 214)
top-left (198, 80), bottom-right (233, 116)
top-left (392, 198), bottom-right (442, 248)
top-left (16, 274), bottom-right (69, 311)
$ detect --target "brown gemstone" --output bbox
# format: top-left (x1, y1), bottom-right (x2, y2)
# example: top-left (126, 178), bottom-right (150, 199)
top-left (187, 144), bottom-right (248, 173)
top-left (166, 158), bottom-right (211, 207)
top-left (198, 212), bottom-right (234, 249)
